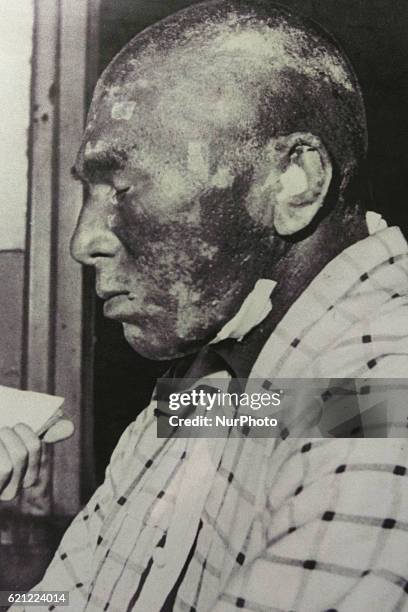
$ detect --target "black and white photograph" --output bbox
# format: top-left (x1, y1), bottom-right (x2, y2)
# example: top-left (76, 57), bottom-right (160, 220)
top-left (0, 1), bottom-right (408, 610)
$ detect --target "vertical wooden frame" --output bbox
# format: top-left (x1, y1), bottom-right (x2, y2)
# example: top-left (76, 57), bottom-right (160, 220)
top-left (52, 0), bottom-right (89, 516)
top-left (25, 0), bottom-right (101, 516)
top-left (23, 0), bottom-right (59, 516)
top-left (25, 0), bottom-right (58, 399)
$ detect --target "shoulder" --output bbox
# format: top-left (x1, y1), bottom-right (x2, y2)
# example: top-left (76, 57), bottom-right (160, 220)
top-left (266, 437), bottom-right (408, 519)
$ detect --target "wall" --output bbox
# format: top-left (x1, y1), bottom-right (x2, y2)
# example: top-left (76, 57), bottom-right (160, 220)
top-left (0, 1), bottom-right (34, 388)
top-left (0, 0), bottom-right (93, 518)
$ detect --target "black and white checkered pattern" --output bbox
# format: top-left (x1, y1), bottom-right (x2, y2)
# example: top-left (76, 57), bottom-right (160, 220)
top-left (12, 227), bottom-right (408, 611)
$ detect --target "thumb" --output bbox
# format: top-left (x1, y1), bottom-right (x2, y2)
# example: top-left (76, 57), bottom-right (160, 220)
top-left (43, 418), bottom-right (75, 443)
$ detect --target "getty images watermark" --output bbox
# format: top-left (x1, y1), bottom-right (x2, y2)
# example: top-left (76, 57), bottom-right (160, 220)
top-left (167, 385), bottom-right (282, 428)
top-left (155, 378), bottom-right (408, 439)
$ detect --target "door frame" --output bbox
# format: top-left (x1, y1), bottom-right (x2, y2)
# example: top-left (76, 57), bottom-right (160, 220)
top-left (24, 0), bottom-right (101, 515)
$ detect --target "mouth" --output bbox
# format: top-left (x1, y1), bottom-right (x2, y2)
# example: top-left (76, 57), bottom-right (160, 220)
top-left (97, 289), bottom-right (130, 301)
top-left (98, 290), bottom-right (140, 322)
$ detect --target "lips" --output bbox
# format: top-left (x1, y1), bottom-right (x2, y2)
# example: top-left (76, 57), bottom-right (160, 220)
top-left (99, 291), bottom-right (139, 322)
top-left (97, 289), bottom-right (129, 301)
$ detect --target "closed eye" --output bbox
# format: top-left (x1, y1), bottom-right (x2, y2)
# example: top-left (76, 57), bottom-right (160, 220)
top-left (114, 186), bottom-right (130, 202)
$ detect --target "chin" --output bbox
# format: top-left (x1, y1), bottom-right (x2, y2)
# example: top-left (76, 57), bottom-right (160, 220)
top-left (122, 323), bottom-right (200, 361)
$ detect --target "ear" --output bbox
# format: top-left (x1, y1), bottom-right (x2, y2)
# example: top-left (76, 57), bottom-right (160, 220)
top-left (272, 133), bottom-right (332, 235)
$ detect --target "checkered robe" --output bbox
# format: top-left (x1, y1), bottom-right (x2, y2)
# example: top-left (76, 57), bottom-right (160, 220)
top-left (12, 226), bottom-right (408, 612)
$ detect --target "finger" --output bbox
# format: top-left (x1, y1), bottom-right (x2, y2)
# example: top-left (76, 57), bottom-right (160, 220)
top-left (43, 418), bottom-right (74, 444)
top-left (0, 427), bottom-right (28, 501)
top-left (13, 423), bottom-right (42, 489)
top-left (0, 438), bottom-right (13, 493)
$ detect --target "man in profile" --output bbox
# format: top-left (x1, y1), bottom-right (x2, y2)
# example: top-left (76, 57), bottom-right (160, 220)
top-left (6, 1), bottom-right (408, 610)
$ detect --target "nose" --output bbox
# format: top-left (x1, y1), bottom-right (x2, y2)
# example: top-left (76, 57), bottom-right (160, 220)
top-left (70, 189), bottom-right (121, 266)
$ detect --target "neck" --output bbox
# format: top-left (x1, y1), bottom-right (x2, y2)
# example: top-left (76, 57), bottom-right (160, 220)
top-left (264, 203), bottom-right (368, 327)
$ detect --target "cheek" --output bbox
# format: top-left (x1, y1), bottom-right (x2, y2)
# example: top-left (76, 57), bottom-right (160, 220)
top-left (111, 198), bottom-right (212, 278)
top-left (109, 203), bottom-right (148, 259)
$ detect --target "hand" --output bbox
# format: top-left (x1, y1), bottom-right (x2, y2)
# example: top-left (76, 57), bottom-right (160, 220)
top-left (0, 419), bottom-right (74, 501)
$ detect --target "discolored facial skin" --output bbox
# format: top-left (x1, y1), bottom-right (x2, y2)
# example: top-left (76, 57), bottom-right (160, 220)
top-left (71, 70), bottom-right (273, 359)
top-left (70, 0), bottom-right (367, 360)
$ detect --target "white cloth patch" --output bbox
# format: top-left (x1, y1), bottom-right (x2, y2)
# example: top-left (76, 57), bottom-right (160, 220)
top-left (211, 278), bottom-right (276, 343)
top-left (366, 210), bottom-right (388, 235)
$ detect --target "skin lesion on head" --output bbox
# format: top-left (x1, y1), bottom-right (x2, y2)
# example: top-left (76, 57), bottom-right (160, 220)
top-left (111, 101), bottom-right (136, 121)
top-left (80, 3), bottom-right (363, 217)
top-left (71, 0), bottom-right (368, 359)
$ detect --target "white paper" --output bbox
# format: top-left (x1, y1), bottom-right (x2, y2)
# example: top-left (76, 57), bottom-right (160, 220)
top-left (0, 385), bottom-right (65, 435)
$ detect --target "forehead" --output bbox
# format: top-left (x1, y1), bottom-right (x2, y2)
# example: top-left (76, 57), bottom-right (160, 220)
top-left (76, 30), bottom-right (267, 171)
top-left (90, 37), bottom-right (258, 130)
top-left (76, 86), bottom-right (213, 184)
top-left (76, 94), bottom-right (238, 190)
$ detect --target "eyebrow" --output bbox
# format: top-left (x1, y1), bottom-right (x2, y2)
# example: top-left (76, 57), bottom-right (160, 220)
top-left (72, 147), bottom-right (128, 183)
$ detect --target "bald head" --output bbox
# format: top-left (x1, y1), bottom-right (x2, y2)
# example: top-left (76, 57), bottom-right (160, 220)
top-left (71, 1), bottom-right (369, 359)
top-left (80, 0), bottom-right (366, 199)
